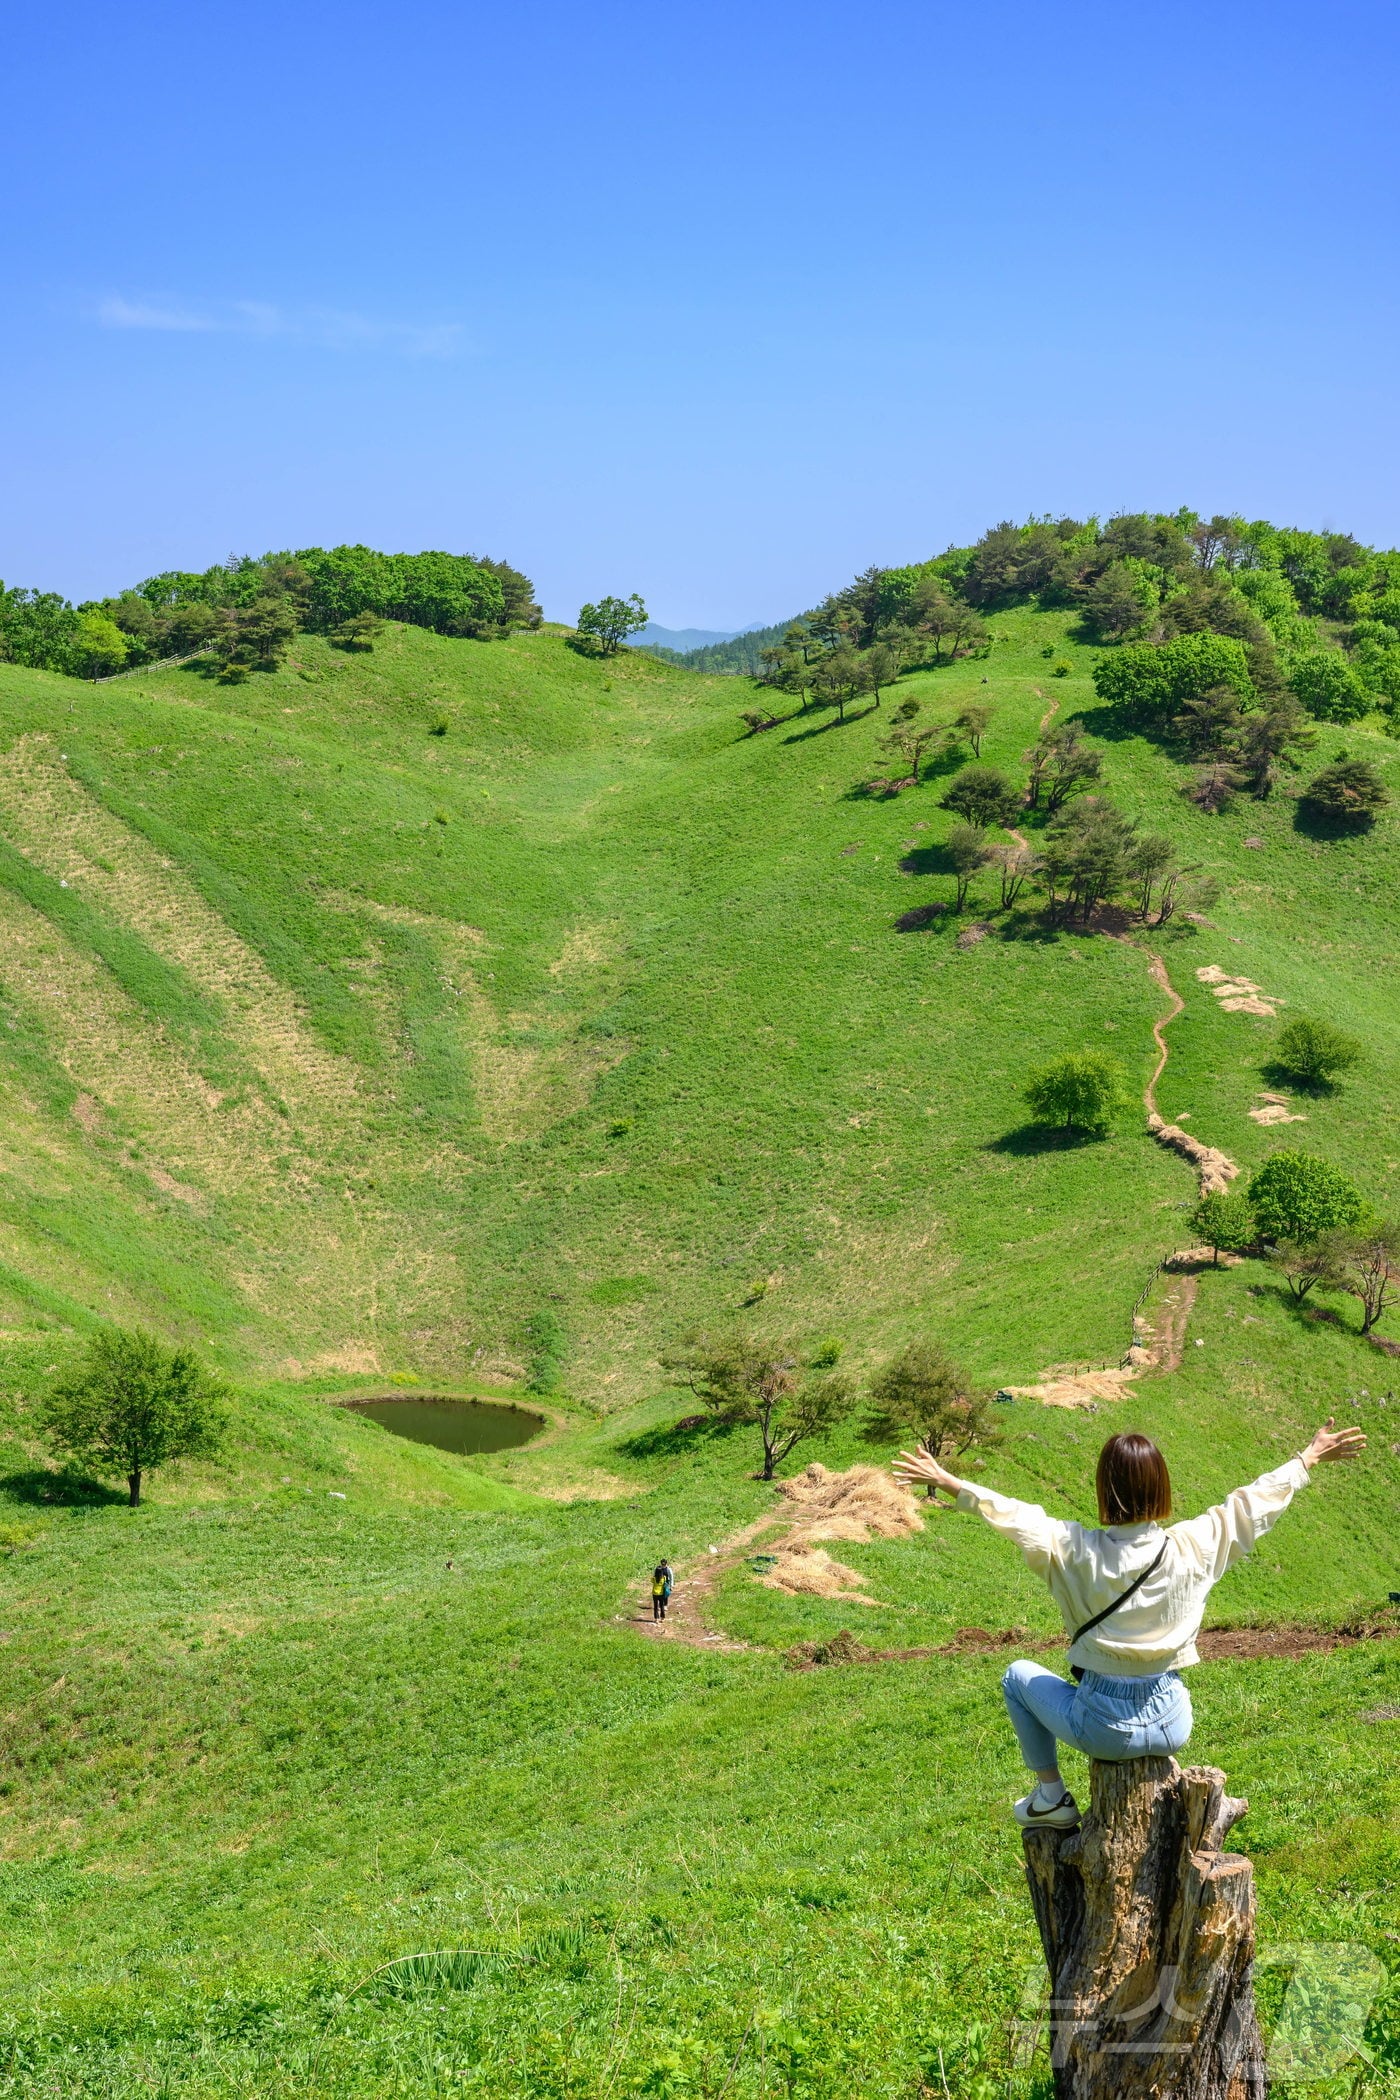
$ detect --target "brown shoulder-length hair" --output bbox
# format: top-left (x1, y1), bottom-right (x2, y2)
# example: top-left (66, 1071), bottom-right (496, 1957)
top-left (1096, 1432), bottom-right (1172, 1524)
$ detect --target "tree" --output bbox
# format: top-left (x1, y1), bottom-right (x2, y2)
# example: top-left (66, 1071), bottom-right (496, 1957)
top-left (40, 1326), bottom-right (226, 1507)
top-left (1081, 560), bottom-right (1156, 639)
top-left (877, 714), bottom-right (940, 786)
top-left (1330, 1220), bottom-right (1400, 1334)
top-left (906, 579), bottom-right (988, 661)
top-left (1301, 758), bottom-right (1389, 828)
top-left (1042, 796), bottom-right (1137, 922)
top-left (1272, 1017), bottom-right (1362, 1087)
top-left (808, 642), bottom-right (873, 722)
top-left (986, 838), bottom-right (1040, 907)
top-left (214, 592), bottom-right (299, 679)
top-left (1247, 1151), bottom-right (1364, 1244)
top-left (1091, 633), bottom-right (1253, 727)
top-left (1289, 650), bottom-right (1371, 723)
top-left (865, 639), bottom-right (903, 704)
top-left (1267, 1237), bottom-right (1343, 1302)
top-left (945, 822), bottom-right (990, 909)
top-left (1023, 1050), bottom-right (1125, 1134)
top-left (660, 1334), bottom-right (854, 1480)
top-left (1235, 697), bottom-right (1316, 798)
top-left (1172, 685), bottom-right (1246, 758)
top-left (863, 1342), bottom-right (1000, 1494)
top-left (953, 703), bottom-right (993, 756)
top-left (1128, 833), bottom-right (1178, 921)
top-left (940, 763), bottom-right (1020, 829)
top-left (575, 594), bottom-right (647, 656)
top-left (1193, 1190), bottom-right (1255, 1264)
top-left (330, 610), bottom-right (384, 651)
top-left (740, 706), bottom-right (778, 736)
top-left (1026, 720), bottom-right (1102, 814)
top-left (71, 609), bottom-right (129, 680)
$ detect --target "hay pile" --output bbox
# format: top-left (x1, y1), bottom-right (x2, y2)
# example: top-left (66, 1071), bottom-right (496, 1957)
top-left (758, 1544), bottom-right (880, 1603)
top-left (773, 1462), bottom-right (924, 1541)
top-left (752, 1464), bottom-right (924, 1605)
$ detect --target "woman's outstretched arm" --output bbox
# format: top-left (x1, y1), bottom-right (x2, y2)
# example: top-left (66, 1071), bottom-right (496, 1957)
top-left (1171, 1416), bottom-right (1366, 1577)
top-left (892, 1446), bottom-right (1073, 1574)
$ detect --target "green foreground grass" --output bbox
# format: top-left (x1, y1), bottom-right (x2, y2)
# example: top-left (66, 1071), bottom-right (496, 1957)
top-left (0, 613), bottom-right (1397, 2092)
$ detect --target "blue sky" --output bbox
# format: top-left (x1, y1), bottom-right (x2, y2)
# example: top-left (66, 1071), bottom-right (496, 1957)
top-left (3, 0), bottom-right (1398, 626)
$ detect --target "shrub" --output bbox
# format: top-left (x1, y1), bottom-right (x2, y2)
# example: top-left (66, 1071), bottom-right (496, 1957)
top-left (1301, 758), bottom-right (1389, 828)
top-left (1247, 1151), bottom-right (1364, 1244)
top-left (1022, 1050), bottom-right (1125, 1134)
top-left (1272, 1017), bottom-right (1362, 1086)
top-left (1289, 650), bottom-right (1371, 722)
top-left (1091, 633), bottom-right (1252, 726)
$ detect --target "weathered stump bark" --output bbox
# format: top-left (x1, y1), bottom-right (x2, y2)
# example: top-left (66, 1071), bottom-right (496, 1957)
top-left (1021, 1758), bottom-right (1267, 2099)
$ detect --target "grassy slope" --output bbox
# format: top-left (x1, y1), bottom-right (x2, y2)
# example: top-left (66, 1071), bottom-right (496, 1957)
top-left (0, 616), bottom-right (1398, 2094)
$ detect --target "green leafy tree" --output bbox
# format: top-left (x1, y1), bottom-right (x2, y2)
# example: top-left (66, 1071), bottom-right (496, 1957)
top-left (906, 579), bottom-right (987, 662)
top-left (575, 594), bottom-right (647, 656)
top-left (877, 714), bottom-right (940, 786)
top-left (945, 821), bottom-right (990, 910)
top-left (1092, 633), bottom-right (1253, 726)
top-left (1173, 684), bottom-right (1247, 758)
top-left (71, 609), bottom-right (129, 680)
top-left (1272, 1018), bottom-right (1362, 1087)
top-left (40, 1327), bottom-right (226, 1507)
top-left (939, 763), bottom-right (1019, 829)
top-left (1289, 650), bottom-right (1371, 723)
top-left (661, 1334), bottom-right (854, 1480)
top-left (1267, 1237), bottom-right (1343, 1302)
top-left (1022, 1050), bottom-right (1125, 1134)
top-left (1301, 758), bottom-right (1389, 828)
top-left (1247, 1151), bottom-right (1364, 1244)
top-left (1193, 1189), bottom-right (1256, 1264)
top-left (862, 1342), bottom-right (1000, 1494)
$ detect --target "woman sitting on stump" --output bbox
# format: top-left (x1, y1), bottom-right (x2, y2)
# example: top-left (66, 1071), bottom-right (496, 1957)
top-left (893, 1419), bottom-right (1364, 1829)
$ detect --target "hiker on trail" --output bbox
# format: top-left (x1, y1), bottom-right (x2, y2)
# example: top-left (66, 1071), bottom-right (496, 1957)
top-left (651, 1560), bottom-right (674, 1621)
top-left (893, 1418), bottom-right (1365, 1830)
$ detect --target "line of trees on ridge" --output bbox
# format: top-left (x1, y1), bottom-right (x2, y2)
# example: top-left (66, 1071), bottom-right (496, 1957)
top-left (0, 545), bottom-right (541, 684)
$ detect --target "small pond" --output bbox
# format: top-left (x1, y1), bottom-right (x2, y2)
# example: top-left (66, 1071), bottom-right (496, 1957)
top-left (340, 1395), bottom-right (544, 1456)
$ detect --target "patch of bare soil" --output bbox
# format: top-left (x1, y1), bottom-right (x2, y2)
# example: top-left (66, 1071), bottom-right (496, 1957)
top-left (1196, 963), bottom-right (1283, 1018)
top-left (1138, 1272), bottom-right (1198, 1373)
top-left (785, 1610), bottom-right (1400, 1671)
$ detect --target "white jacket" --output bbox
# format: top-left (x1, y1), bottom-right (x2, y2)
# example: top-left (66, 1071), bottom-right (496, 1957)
top-left (950, 1456), bottom-right (1312, 1676)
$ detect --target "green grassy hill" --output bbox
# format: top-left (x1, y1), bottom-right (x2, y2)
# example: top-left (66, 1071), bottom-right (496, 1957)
top-left (0, 613), bottom-right (1398, 2095)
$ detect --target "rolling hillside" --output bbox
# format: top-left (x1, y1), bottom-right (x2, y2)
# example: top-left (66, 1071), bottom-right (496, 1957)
top-left (0, 605), bottom-right (1398, 2095)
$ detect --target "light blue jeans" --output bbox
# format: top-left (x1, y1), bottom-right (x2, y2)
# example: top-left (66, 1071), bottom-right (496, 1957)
top-left (1002, 1658), bottom-right (1193, 1770)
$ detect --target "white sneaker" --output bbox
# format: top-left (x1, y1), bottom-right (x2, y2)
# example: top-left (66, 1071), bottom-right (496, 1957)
top-left (1014, 1785), bottom-right (1080, 1829)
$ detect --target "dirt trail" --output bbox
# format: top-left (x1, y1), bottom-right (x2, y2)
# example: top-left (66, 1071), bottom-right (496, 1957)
top-left (1135, 948), bottom-right (1240, 1195)
top-left (1034, 686), bottom-right (1060, 734)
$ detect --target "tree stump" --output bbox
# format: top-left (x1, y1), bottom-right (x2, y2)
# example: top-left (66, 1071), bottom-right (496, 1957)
top-left (1021, 1757), bottom-right (1267, 2099)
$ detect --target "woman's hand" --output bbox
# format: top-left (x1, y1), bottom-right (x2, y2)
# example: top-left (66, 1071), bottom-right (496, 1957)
top-left (892, 1445), bottom-right (964, 1497)
top-left (1301, 1417), bottom-right (1367, 1468)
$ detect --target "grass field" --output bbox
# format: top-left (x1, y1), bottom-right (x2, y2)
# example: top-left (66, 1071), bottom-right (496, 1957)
top-left (0, 613), bottom-right (1397, 2094)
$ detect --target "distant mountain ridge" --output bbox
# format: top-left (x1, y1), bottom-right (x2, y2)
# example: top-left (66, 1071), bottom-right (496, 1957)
top-left (627, 622), bottom-right (749, 653)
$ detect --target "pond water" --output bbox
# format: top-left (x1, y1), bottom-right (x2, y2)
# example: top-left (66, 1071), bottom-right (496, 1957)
top-left (341, 1395), bottom-right (544, 1456)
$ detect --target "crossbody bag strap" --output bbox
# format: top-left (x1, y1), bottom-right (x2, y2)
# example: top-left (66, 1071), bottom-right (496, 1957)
top-left (1070, 1540), bottom-right (1168, 1650)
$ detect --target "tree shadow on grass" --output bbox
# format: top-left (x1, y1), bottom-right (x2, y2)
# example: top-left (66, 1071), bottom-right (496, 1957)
top-left (0, 1467), bottom-right (126, 1508)
top-left (1291, 802), bottom-right (1378, 842)
top-left (614, 1415), bottom-right (734, 1462)
top-left (986, 1124), bottom-right (1110, 1157)
top-left (1259, 1061), bottom-right (1339, 1099)
top-left (781, 705), bottom-right (880, 746)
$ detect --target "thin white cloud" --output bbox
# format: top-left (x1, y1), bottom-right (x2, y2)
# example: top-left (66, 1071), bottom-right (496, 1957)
top-left (96, 295), bottom-right (466, 358)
